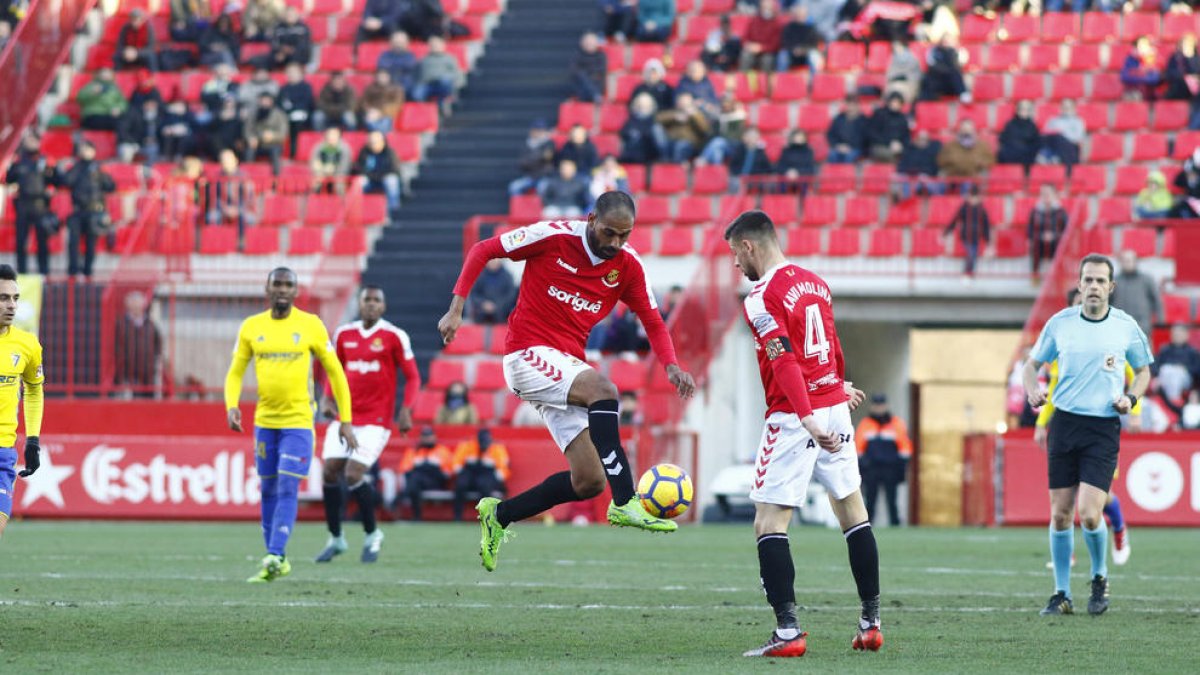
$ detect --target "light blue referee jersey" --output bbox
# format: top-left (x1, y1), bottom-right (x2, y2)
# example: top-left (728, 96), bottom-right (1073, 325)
top-left (1031, 306), bottom-right (1153, 418)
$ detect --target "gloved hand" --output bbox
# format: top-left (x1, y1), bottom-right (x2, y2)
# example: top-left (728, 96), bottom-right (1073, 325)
top-left (18, 436), bottom-right (40, 477)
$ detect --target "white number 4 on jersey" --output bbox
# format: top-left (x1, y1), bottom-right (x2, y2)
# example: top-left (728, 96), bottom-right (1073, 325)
top-left (804, 304), bottom-right (831, 365)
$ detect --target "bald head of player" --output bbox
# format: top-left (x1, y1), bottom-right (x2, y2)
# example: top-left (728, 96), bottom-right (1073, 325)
top-left (586, 191), bottom-right (636, 260)
top-left (266, 267), bottom-right (299, 318)
top-left (1077, 253), bottom-right (1116, 320)
top-left (0, 264), bottom-right (18, 329)
top-left (359, 285), bottom-right (386, 328)
top-left (724, 210), bottom-right (785, 283)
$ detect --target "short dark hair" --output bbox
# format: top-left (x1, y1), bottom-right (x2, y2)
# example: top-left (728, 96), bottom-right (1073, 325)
top-left (268, 266), bottom-right (297, 282)
top-left (595, 191), bottom-right (636, 219)
top-left (1078, 253), bottom-right (1114, 281)
top-left (360, 284), bottom-right (385, 299)
top-left (724, 210), bottom-right (779, 243)
top-left (0, 264), bottom-right (16, 282)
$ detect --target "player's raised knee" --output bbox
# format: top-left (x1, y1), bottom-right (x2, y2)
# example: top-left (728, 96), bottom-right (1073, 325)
top-left (572, 370), bottom-right (619, 405)
top-left (572, 474), bottom-right (606, 499)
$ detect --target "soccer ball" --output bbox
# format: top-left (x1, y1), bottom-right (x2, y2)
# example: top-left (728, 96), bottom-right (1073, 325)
top-left (637, 464), bottom-right (694, 519)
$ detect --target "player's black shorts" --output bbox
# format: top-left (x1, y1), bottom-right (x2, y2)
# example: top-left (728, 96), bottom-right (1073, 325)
top-left (1046, 409), bottom-right (1120, 492)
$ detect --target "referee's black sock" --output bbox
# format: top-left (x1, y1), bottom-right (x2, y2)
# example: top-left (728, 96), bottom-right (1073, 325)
top-left (844, 521), bottom-right (880, 621)
top-left (322, 483), bottom-right (343, 538)
top-left (495, 471), bottom-right (582, 527)
top-left (757, 533), bottom-right (798, 630)
top-left (348, 480), bottom-right (377, 535)
top-left (588, 399), bottom-right (635, 506)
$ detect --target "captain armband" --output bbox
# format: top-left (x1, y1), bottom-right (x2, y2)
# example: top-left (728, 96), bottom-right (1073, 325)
top-left (765, 337), bottom-right (793, 361)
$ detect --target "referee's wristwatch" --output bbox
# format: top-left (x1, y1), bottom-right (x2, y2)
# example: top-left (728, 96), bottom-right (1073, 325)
top-left (1123, 394), bottom-right (1138, 409)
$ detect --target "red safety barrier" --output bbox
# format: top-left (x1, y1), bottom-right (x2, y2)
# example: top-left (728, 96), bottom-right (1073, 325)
top-left (1000, 430), bottom-right (1200, 527)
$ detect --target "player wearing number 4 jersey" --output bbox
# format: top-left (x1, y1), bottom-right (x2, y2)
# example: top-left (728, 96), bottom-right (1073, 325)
top-left (440, 192), bottom-right (696, 572)
top-left (725, 212), bottom-right (881, 658)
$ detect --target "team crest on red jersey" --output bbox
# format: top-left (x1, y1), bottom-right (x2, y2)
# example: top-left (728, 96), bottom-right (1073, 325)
top-left (370, 337), bottom-right (385, 352)
top-left (602, 269), bottom-right (620, 288)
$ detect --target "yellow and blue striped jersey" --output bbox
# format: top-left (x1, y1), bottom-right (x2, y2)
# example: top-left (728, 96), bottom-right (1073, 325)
top-left (0, 326), bottom-right (44, 447)
top-left (224, 309), bottom-right (352, 429)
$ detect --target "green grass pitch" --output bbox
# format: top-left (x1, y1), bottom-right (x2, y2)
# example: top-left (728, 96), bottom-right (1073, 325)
top-left (0, 521), bottom-right (1196, 673)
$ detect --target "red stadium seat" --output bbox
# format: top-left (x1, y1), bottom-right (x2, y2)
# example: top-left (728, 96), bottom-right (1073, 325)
top-left (487, 325), bottom-right (509, 355)
top-left (1091, 73), bottom-right (1124, 102)
top-left (443, 324), bottom-right (485, 356)
top-left (861, 164), bottom-right (893, 195)
top-left (1066, 44), bottom-right (1101, 72)
top-left (756, 103), bottom-right (790, 132)
top-left (1001, 14), bottom-right (1037, 42)
top-left (468, 392), bottom-right (496, 423)
top-left (800, 196), bottom-right (836, 227)
top-left (675, 195), bottom-right (715, 225)
top-left (1075, 102), bottom-right (1109, 131)
top-left (626, 227), bottom-right (653, 253)
top-left (623, 164), bottom-right (647, 193)
top-left (692, 164), bottom-right (728, 194)
top-left (649, 164), bottom-right (687, 194)
top-left (598, 104), bottom-right (626, 134)
top-left (612, 74), bottom-right (641, 102)
top-left (1069, 165), bottom-right (1107, 195)
top-left (885, 199), bottom-right (920, 227)
top-left (817, 164), bottom-right (855, 194)
top-left (1049, 73), bottom-right (1085, 101)
top-left (810, 74), bottom-right (846, 102)
top-left (795, 103), bottom-right (831, 133)
top-left (630, 44), bottom-right (666, 71)
top-left (961, 14), bottom-right (996, 43)
top-left (971, 74), bottom-right (1004, 102)
top-left (1152, 101), bottom-right (1190, 131)
top-left (983, 44), bottom-right (1019, 72)
top-left (927, 196), bottom-right (959, 229)
top-left (683, 15), bottom-right (718, 43)
top-left (473, 360), bottom-right (507, 390)
top-left (557, 101), bottom-right (595, 131)
top-left (260, 195), bottom-right (301, 227)
top-left (1096, 198), bottom-right (1132, 226)
top-left (1029, 165), bottom-right (1067, 191)
top-left (989, 165), bottom-right (1026, 194)
top-left (867, 228), bottom-right (903, 256)
top-left (1082, 13), bottom-right (1119, 43)
top-left (1120, 228), bottom-right (1156, 257)
top-left (826, 229), bottom-right (861, 257)
top-left (1113, 166), bottom-right (1148, 195)
top-left (305, 194), bottom-right (346, 226)
top-left (320, 44), bottom-right (354, 71)
top-left (719, 194), bottom-right (754, 218)
top-left (399, 103), bottom-right (439, 132)
top-left (729, 72), bottom-right (763, 102)
top-left (910, 229), bottom-right (945, 257)
top-left (1111, 101), bottom-right (1150, 132)
top-left (1010, 74), bottom-right (1045, 100)
top-left (785, 227), bottom-right (821, 256)
top-left (609, 360), bottom-right (648, 391)
top-left (701, 0), bottom-right (735, 14)
top-left (995, 230), bottom-right (1028, 258)
top-left (1163, 13), bottom-right (1200, 43)
top-left (508, 195), bottom-right (542, 223)
top-left (287, 227), bottom-right (324, 254)
top-left (593, 133), bottom-right (620, 157)
top-left (770, 71), bottom-right (807, 101)
top-left (242, 228), bottom-right (279, 255)
top-left (657, 227), bottom-right (696, 255)
top-left (865, 42), bottom-right (891, 72)
top-left (842, 197), bottom-right (879, 227)
top-left (1025, 45), bottom-right (1062, 73)
top-left (1175, 131), bottom-right (1200, 160)
top-left (1163, 294), bottom-right (1192, 324)
top-left (412, 390), bottom-right (440, 424)
top-left (199, 227), bottom-right (238, 255)
top-left (1162, 229), bottom-right (1177, 257)
top-left (637, 196), bottom-right (671, 223)
top-left (761, 194), bottom-right (800, 225)
top-left (1130, 133), bottom-right (1168, 162)
top-left (826, 42), bottom-right (864, 73)
top-left (329, 227), bottom-right (367, 255)
top-left (465, 0), bottom-right (502, 14)
top-left (1041, 13), bottom-right (1078, 43)
top-left (915, 103), bottom-right (950, 132)
top-left (428, 359), bottom-right (465, 390)
top-left (1087, 132), bottom-right (1124, 162)
top-left (1121, 13), bottom-right (1161, 43)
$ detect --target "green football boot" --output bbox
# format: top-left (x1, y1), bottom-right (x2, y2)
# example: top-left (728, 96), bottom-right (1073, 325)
top-left (477, 497), bottom-right (515, 572)
top-left (607, 498), bottom-right (678, 533)
top-left (246, 554), bottom-right (291, 583)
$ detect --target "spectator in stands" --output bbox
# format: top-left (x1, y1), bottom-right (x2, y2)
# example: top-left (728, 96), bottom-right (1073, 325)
top-left (115, 9), bottom-right (159, 71)
top-left (397, 426), bottom-right (452, 521)
top-left (1154, 324), bottom-right (1200, 414)
top-left (400, 0), bottom-right (448, 41)
top-left (656, 92), bottom-right (713, 163)
top-left (1027, 184), bottom-right (1067, 277)
top-left (207, 96), bottom-right (245, 159)
top-left (777, 3), bottom-right (822, 72)
top-left (660, 284), bottom-right (684, 321)
top-left (630, 59), bottom-right (675, 112)
top-left (997, 100), bottom-right (1041, 169)
top-left (353, 130), bottom-right (403, 215)
top-left (855, 393), bottom-right (911, 526)
top-left (128, 72), bottom-right (165, 110)
top-left (728, 127), bottom-right (773, 192)
top-left (243, 92), bottom-right (288, 175)
top-left (1121, 36), bottom-right (1164, 101)
top-left (919, 34), bottom-right (968, 103)
top-left (601, 305), bottom-right (649, 352)
top-left (78, 67), bottom-right (129, 132)
top-left (701, 15), bottom-right (743, 73)
top-left (310, 127), bottom-right (354, 194)
top-left (775, 129), bottom-right (817, 193)
top-left (635, 0), bottom-right (675, 43)
top-left (411, 36), bottom-right (464, 108)
top-left (5, 134), bottom-right (56, 276)
top-left (1134, 170), bottom-right (1173, 220)
top-left (265, 6), bottom-right (313, 69)
top-left (599, 0), bottom-right (637, 41)
top-left (1111, 250), bottom-right (1162, 339)
top-left (362, 70), bottom-right (406, 124)
top-left (619, 390), bottom-right (643, 426)
top-left (892, 128), bottom-right (943, 201)
top-left (243, 0), bottom-right (285, 41)
top-left (169, 0), bottom-right (212, 42)
top-left (741, 0), bottom-right (785, 72)
top-left (199, 63), bottom-right (239, 117)
top-left (356, 0), bottom-right (406, 53)
top-left (199, 12), bottom-right (240, 67)
top-left (1166, 34), bottom-right (1200, 102)
top-left (113, 291), bottom-right (162, 399)
top-left (452, 429), bottom-right (510, 521)
top-left (279, 63), bottom-right (315, 157)
top-left (1171, 149), bottom-right (1200, 218)
top-left (942, 184), bottom-right (990, 278)
top-left (1039, 99), bottom-right (1085, 169)
top-left (675, 61), bottom-right (720, 113)
top-left (436, 381), bottom-right (479, 425)
top-left (937, 119), bottom-right (993, 189)
top-left (206, 148), bottom-right (256, 230)
top-left (117, 98), bottom-right (165, 164)
top-left (539, 159), bottom-right (590, 218)
top-left (885, 39), bottom-right (922, 105)
top-left (316, 70), bottom-right (359, 131)
top-left (589, 155), bottom-right (630, 207)
top-left (825, 95), bottom-right (867, 164)
top-left (469, 258), bottom-right (517, 323)
top-left (698, 93), bottom-right (746, 164)
top-left (805, 0), bottom-right (841, 43)
top-left (508, 118), bottom-right (556, 195)
top-left (238, 67), bottom-right (279, 111)
top-left (570, 31), bottom-right (607, 103)
top-left (557, 124), bottom-right (600, 176)
top-left (161, 99), bottom-right (195, 161)
top-left (378, 31), bottom-right (421, 97)
top-left (866, 92), bottom-right (910, 163)
top-left (619, 93), bottom-right (667, 164)
top-left (60, 141), bottom-right (116, 280)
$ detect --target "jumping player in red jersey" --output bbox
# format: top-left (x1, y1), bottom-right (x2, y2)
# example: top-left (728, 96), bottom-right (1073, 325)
top-left (439, 191), bottom-right (697, 571)
top-left (724, 211), bottom-right (882, 658)
top-left (315, 286), bottom-right (421, 563)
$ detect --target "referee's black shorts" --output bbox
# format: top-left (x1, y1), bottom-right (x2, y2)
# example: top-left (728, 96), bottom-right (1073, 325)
top-left (1046, 409), bottom-right (1120, 492)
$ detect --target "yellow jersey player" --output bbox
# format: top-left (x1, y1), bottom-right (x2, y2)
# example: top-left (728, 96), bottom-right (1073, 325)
top-left (225, 267), bottom-right (356, 582)
top-left (0, 264), bottom-right (45, 541)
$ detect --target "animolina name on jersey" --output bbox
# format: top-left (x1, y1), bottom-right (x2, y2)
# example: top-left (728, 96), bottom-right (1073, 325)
top-left (547, 285), bottom-right (603, 314)
top-left (782, 280), bottom-right (831, 312)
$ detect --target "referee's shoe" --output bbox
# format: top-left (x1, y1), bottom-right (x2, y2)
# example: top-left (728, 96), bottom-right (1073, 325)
top-left (1088, 575), bottom-right (1110, 615)
top-left (1040, 591), bottom-right (1073, 615)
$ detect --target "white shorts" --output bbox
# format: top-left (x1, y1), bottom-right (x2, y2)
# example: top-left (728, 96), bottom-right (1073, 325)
top-left (749, 403), bottom-right (861, 508)
top-left (322, 423), bottom-right (391, 466)
top-left (503, 346), bottom-right (594, 451)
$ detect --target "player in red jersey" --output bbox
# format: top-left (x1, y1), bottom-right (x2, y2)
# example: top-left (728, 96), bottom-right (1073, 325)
top-left (315, 286), bottom-right (421, 563)
top-left (724, 211), bottom-right (882, 658)
top-left (439, 191), bottom-right (696, 571)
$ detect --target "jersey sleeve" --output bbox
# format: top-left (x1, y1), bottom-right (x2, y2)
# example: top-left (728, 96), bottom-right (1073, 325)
top-left (620, 252), bottom-right (678, 368)
top-left (223, 319), bottom-right (254, 412)
top-left (1030, 318), bottom-right (1059, 365)
top-left (395, 329), bottom-right (421, 409)
top-left (310, 318), bottom-right (353, 423)
top-left (323, 326), bottom-right (346, 399)
top-left (21, 339), bottom-right (44, 437)
top-left (745, 286), bottom-right (815, 418)
top-left (452, 222), bottom-right (566, 297)
top-left (1126, 320), bottom-right (1154, 370)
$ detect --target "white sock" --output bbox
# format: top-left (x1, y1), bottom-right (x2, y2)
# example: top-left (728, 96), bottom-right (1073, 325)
top-left (775, 627), bottom-right (800, 640)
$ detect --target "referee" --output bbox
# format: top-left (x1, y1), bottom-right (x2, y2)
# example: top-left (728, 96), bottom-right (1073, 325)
top-left (1022, 254), bottom-right (1152, 616)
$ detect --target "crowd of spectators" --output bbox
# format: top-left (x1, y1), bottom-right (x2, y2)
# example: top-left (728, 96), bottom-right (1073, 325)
top-left (395, 426), bottom-right (510, 521)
